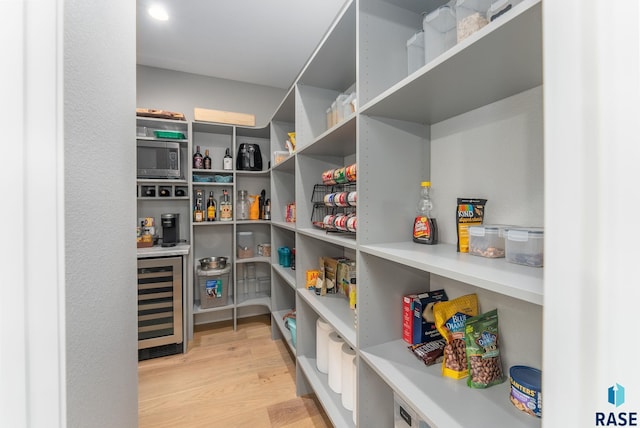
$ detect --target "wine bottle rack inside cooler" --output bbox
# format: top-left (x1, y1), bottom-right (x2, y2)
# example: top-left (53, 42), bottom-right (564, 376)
top-left (137, 256), bottom-right (183, 360)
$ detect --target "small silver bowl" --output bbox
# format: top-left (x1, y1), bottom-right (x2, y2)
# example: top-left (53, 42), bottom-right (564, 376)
top-left (199, 256), bottom-right (228, 270)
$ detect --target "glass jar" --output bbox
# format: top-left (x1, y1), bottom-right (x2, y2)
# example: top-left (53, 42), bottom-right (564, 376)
top-left (237, 190), bottom-right (249, 220)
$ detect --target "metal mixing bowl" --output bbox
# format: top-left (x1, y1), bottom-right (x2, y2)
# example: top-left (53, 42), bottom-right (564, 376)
top-left (199, 256), bottom-right (228, 270)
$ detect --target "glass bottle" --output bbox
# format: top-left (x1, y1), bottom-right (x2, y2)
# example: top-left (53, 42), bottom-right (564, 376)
top-left (206, 191), bottom-right (217, 221)
top-left (413, 181), bottom-right (438, 244)
top-left (223, 148), bottom-right (233, 170)
top-left (220, 189), bottom-right (233, 221)
top-left (237, 190), bottom-right (249, 220)
top-left (204, 149), bottom-right (212, 170)
top-left (193, 145), bottom-right (203, 170)
top-left (193, 197), bottom-right (204, 222)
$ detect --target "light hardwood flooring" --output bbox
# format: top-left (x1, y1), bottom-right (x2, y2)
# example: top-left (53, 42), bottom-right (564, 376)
top-left (138, 315), bottom-right (333, 428)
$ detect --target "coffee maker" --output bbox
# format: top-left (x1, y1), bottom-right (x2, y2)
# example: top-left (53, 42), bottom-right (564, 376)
top-left (161, 213), bottom-right (180, 247)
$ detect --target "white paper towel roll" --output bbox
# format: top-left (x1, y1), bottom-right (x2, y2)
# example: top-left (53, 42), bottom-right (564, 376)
top-left (328, 331), bottom-right (344, 393)
top-left (316, 318), bottom-right (333, 374)
top-left (352, 357), bottom-right (357, 425)
top-left (341, 343), bottom-right (356, 410)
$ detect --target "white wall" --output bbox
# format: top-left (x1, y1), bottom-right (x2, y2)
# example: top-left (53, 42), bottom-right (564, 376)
top-left (64, 1), bottom-right (138, 427)
top-left (137, 65), bottom-right (287, 126)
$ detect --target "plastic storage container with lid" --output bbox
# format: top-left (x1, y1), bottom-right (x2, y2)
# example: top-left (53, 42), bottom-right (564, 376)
top-left (406, 30), bottom-right (425, 75)
top-left (197, 265), bottom-right (231, 309)
top-left (487, 0), bottom-right (521, 21)
top-left (422, 4), bottom-right (457, 65)
top-left (468, 224), bottom-right (508, 258)
top-left (455, 0), bottom-right (492, 42)
top-left (505, 227), bottom-right (544, 267)
top-left (236, 231), bottom-right (254, 258)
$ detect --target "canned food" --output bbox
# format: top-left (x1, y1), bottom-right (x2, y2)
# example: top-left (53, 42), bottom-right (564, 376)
top-left (333, 167), bottom-right (347, 184)
top-left (324, 215), bottom-right (336, 227)
top-left (348, 191), bottom-right (357, 206)
top-left (509, 365), bottom-right (542, 418)
top-left (324, 193), bottom-right (336, 206)
top-left (334, 214), bottom-right (348, 231)
top-left (322, 169), bottom-right (336, 184)
top-left (335, 192), bottom-right (349, 207)
top-left (345, 163), bottom-right (357, 182)
top-left (347, 216), bottom-right (357, 232)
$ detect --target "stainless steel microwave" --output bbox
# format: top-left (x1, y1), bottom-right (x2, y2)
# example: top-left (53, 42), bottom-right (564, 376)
top-left (137, 141), bottom-right (181, 179)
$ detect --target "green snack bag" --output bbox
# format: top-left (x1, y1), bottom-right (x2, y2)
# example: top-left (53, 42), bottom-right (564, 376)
top-left (464, 308), bottom-right (506, 388)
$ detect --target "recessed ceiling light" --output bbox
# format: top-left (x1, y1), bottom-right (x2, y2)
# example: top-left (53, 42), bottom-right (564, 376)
top-left (148, 5), bottom-right (169, 21)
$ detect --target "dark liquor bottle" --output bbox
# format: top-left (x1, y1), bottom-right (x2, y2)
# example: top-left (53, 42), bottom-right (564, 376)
top-left (193, 145), bottom-right (203, 169)
top-left (204, 149), bottom-right (212, 170)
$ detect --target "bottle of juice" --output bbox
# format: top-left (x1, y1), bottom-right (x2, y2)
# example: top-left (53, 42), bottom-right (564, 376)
top-left (413, 181), bottom-right (438, 244)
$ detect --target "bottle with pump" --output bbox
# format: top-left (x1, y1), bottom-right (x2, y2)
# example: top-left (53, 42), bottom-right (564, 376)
top-left (413, 181), bottom-right (438, 244)
top-left (204, 149), bottom-right (212, 170)
top-left (223, 148), bottom-right (233, 170)
top-left (206, 191), bottom-right (217, 221)
top-left (193, 145), bottom-right (203, 169)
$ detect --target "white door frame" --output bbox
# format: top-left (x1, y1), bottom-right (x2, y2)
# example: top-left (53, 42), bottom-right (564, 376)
top-left (1, 1), bottom-right (65, 426)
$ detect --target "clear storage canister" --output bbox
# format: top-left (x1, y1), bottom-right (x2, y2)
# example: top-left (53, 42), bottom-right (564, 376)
top-left (456, 0), bottom-right (492, 42)
top-left (237, 190), bottom-right (249, 220)
top-left (423, 4), bottom-right (457, 65)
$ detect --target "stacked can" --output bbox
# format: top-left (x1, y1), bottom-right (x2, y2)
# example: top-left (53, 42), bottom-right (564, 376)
top-left (322, 163), bottom-right (357, 185)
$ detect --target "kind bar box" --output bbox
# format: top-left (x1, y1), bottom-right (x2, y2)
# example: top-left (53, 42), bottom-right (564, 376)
top-left (412, 289), bottom-right (448, 345)
top-left (336, 259), bottom-right (356, 297)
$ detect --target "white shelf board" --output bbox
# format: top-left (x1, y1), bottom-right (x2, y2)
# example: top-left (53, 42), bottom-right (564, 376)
top-left (192, 221), bottom-right (233, 227)
top-left (193, 299), bottom-right (234, 314)
top-left (235, 291), bottom-right (270, 309)
top-left (272, 220), bottom-right (296, 232)
top-left (137, 178), bottom-right (189, 184)
top-left (297, 356), bottom-right (355, 428)
top-left (137, 197), bottom-right (190, 201)
top-left (272, 264), bottom-right (296, 290)
top-left (297, 289), bottom-right (356, 348)
top-left (136, 136), bottom-right (188, 144)
top-left (272, 309), bottom-right (295, 354)
top-left (192, 120), bottom-right (233, 134)
top-left (236, 256), bottom-right (271, 264)
top-left (272, 153), bottom-right (295, 171)
top-left (236, 170), bottom-right (270, 177)
top-left (297, 227), bottom-right (357, 250)
top-left (359, 241), bottom-right (543, 305)
top-left (360, 340), bottom-right (540, 428)
top-left (191, 182), bottom-right (233, 187)
top-left (235, 220), bottom-right (271, 226)
top-left (297, 115), bottom-right (356, 157)
top-left (360, 0), bottom-right (542, 125)
top-left (191, 169), bottom-right (230, 174)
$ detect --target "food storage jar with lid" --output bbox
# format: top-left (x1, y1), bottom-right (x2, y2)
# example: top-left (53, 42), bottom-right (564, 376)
top-left (505, 227), bottom-right (544, 267)
top-left (422, 4), bottom-right (457, 64)
top-left (468, 224), bottom-right (509, 258)
top-left (406, 30), bottom-right (425, 75)
top-left (455, 0), bottom-right (492, 42)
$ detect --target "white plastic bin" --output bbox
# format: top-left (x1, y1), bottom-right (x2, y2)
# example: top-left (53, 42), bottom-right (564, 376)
top-left (505, 227), bottom-right (544, 267)
top-left (407, 31), bottom-right (425, 75)
top-left (456, 0), bottom-right (492, 42)
top-left (422, 4), bottom-right (457, 64)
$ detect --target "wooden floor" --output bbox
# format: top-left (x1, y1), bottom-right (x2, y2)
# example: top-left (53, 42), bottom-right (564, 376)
top-left (138, 315), bottom-right (333, 428)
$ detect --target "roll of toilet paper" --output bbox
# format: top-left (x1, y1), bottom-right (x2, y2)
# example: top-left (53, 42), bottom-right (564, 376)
top-left (352, 357), bottom-right (357, 425)
top-left (316, 318), bottom-right (333, 374)
top-left (328, 331), bottom-right (344, 393)
top-left (341, 343), bottom-right (356, 410)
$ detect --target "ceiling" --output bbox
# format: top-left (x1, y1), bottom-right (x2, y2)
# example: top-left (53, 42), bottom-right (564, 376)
top-left (137, 0), bottom-right (349, 90)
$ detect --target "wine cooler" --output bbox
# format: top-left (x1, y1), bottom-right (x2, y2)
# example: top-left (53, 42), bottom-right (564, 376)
top-left (137, 256), bottom-right (183, 360)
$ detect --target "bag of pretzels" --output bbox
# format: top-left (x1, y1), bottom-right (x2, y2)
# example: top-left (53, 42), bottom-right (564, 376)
top-left (433, 294), bottom-right (479, 380)
top-left (464, 308), bottom-right (506, 388)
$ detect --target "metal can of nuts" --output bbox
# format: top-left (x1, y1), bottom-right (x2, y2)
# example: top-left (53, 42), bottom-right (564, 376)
top-left (509, 365), bottom-right (542, 418)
